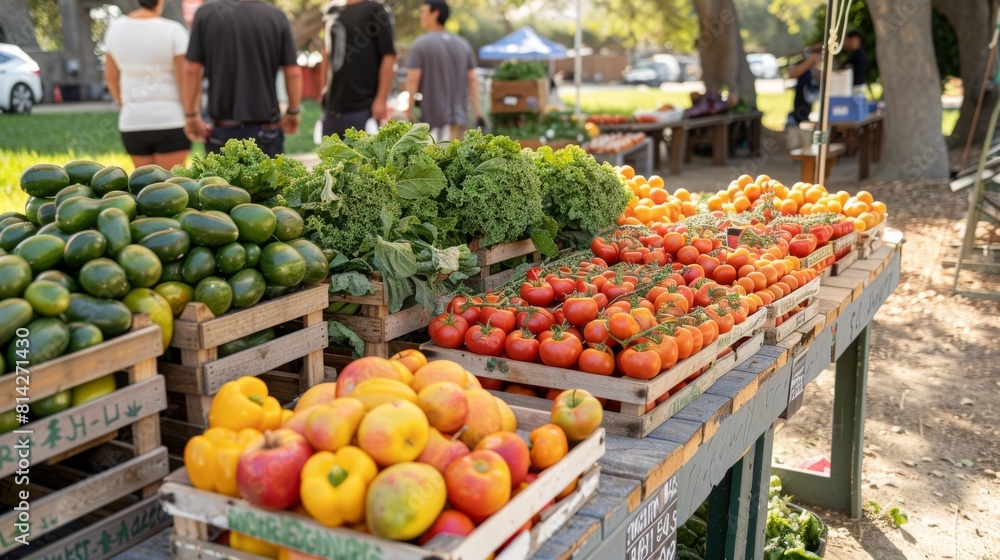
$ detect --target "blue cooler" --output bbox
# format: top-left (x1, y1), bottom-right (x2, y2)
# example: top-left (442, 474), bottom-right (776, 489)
top-left (828, 94), bottom-right (870, 122)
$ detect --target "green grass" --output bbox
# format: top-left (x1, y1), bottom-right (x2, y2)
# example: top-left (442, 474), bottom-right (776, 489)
top-left (0, 102), bottom-right (325, 214)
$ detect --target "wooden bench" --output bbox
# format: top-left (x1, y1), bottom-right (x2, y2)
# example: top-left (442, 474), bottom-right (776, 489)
top-left (668, 111), bottom-right (764, 176)
top-left (790, 143), bottom-right (846, 183)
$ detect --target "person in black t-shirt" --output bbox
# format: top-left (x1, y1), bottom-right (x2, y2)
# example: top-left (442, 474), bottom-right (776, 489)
top-left (182, 0), bottom-right (302, 157)
top-left (842, 29), bottom-right (868, 88)
top-left (318, 0), bottom-right (397, 136)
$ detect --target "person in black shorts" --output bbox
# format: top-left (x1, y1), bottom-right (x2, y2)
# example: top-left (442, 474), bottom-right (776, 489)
top-left (182, 0), bottom-right (302, 157)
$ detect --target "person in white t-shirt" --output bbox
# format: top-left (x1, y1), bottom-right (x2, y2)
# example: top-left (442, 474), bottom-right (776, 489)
top-left (104, 0), bottom-right (190, 168)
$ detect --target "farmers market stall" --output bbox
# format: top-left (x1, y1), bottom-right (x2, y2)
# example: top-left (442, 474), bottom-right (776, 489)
top-left (0, 126), bottom-right (895, 560)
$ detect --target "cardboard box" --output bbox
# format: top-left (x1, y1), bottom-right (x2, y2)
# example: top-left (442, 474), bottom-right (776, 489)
top-left (828, 94), bottom-right (869, 122)
top-left (490, 78), bottom-right (548, 114)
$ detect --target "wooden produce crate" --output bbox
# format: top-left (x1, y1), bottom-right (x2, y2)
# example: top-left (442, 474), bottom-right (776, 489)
top-left (160, 284), bottom-right (329, 428)
top-left (468, 238), bottom-right (541, 293)
top-left (159, 415), bottom-right (604, 560)
top-left (764, 276), bottom-right (823, 344)
top-left (472, 331), bottom-right (765, 439)
top-left (422, 316), bottom-right (766, 439)
top-left (326, 281), bottom-right (433, 359)
top-left (829, 231), bottom-right (860, 276)
top-left (859, 214), bottom-right (888, 258)
top-left (0, 315), bottom-right (171, 558)
top-left (491, 79), bottom-right (549, 114)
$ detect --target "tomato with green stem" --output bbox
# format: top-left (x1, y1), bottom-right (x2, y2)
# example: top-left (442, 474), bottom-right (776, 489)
top-left (563, 297), bottom-right (599, 327)
top-left (516, 307), bottom-right (556, 335)
top-left (505, 330), bottom-right (540, 362)
top-left (429, 313), bottom-right (470, 349)
top-left (577, 345), bottom-right (615, 376)
top-left (480, 307), bottom-right (516, 334)
top-left (465, 323), bottom-right (507, 356)
top-left (618, 344), bottom-right (662, 379)
top-left (538, 330), bottom-right (583, 368)
top-left (520, 280), bottom-right (554, 307)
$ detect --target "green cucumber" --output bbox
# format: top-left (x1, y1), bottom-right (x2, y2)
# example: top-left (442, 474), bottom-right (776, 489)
top-left (24, 196), bottom-right (49, 226)
top-left (37, 201), bottom-right (56, 225)
top-left (35, 270), bottom-right (78, 293)
top-left (228, 268), bottom-right (266, 308)
top-left (78, 257), bottom-right (130, 298)
top-left (130, 217), bottom-right (180, 241)
top-left (160, 261), bottom-right (184, 283)
top-left (0, 254), bottom-right (33, 298)
top-left (286, 238), bottom-right (329, 284)
top-left (166, 177), bottom-right (203, 208)
top-left (23, 280), bottom-right (70, 317)
top-left (21, 164), bottom-right (70, 197)
top-left (97, 208), bottom-right (132, 255)
top-left (179, 210), bottom-right (239, 247)
top-left (218, 327), bottom-right (276, 358)
top-left (63, 230), bottom-right (108, 268)
top-left (242, 243), bottom-right (261, 267)
top-left (66, 294), bottom-right (133, 337)
top-left (99, 194), bottom-right (138, 220)
top-left (55, 196), bottom-right (102, 233)
top-left (195, 276), bottom-right (233, 317)
top-left (0, 298), bottom-right (34, 346)
top-left (116, 244), bottom-right (163, 288)
top-left (0, 222), bottom-right (39, 252)
top-left (215, 242), bottom-right (246, 275)
top-left (101, 190), bottom-right (132, 200)
top-left (54, 184), bottom-right (95, 206)
top-left (271, 206), bottom-right (304, 241)
top-left (138, 229), bottom-right (191, 263)
top-left (230, 203), bottom-right (277, 244)
top-left (7, 318), bottom-right (69, 368)
top-left (13, 234), bottom-right (66, 273)
top-left (0, 217), bottom-right (27, 230)
top-left (64, 160), bottom-right (105, 186)
top-left (155, 281), bottom-right (195, 316)
top-left (259, 241), bottom-right (306, 287)
top-left (67, 321), bottom-right (105, 352)
top-left (182, 246), bottom-right (216, 284)
top-left (137, 182), bottom-right (189, 217)
top-left (199, 184), bottom-right (251, 213)
top-left (35, 222), bottom-right (72, 241)
top-left (91, 166), bottom-right (130, 196)
top-left (128, 165), bottom-right (172, 194)
top-left (123, 288), bottom-right (174, 348)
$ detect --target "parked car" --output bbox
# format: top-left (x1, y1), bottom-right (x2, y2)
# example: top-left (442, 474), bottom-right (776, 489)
top-left (675, 55), bottom-right (702, 82)
top-left (0, 43), bottom-right (43, 114)
top-left (746, 53), bottom-right (780, 80)
top-left (623, 56), bottom-right (681, 86)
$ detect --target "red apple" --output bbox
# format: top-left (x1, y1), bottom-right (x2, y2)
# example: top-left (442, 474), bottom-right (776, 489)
top-left (417, 427), bottom-right (470, 473)
top-left (418, 509), bottom-right (477, 545)
top-left (475, 432), bottom-right (530, 488)
top-left (445, 450), bottom-right (511, 522)
top-left (550, 389), bottom-right (603, 442)
top-left (236, 429), bottom-right (313, 509)
top-left (334, 357), bottom-right (406, 398)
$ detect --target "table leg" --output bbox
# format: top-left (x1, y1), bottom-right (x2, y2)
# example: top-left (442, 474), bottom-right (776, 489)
top-left (746, 426), bottom-right (775, 560)
top-left (858, 124), bottom-right (872, 180)
top-left (705, 464), bottom-right (733, 560)
top-left (873, 121), bottom-right (883, 163)
top-left (669, 126), bottom-right (685, 175)
top-left (648, 131), bottom-right (663, 170)
top-left (772, 326), bottom-right (870, 518)
top-left (712, 124), bottom-right (727, 165)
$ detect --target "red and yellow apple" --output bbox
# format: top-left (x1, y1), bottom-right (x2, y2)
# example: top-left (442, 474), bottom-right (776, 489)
top-left (236, 429), bottom-right (313, 509)
top-left (445, 449), bottom-right (511, 522)
top-left (417, 382), bottom-right (469, 434)
top-left (334, 357), bottom-right (405, 398)
top-left (366, 462), bottom-right (447, 541)
top-left (302, 398), bottom-right (365, 451)
top-left (550, 389), bottom-right (603, 442)
top-left (475, 431), bottom-right (530, 488)
top-left (458, 389), bottom-right (503, 449)
top-left (418, 509), bottom-right (477, 545)
top-left (417, 427), bottom-right (470, 473)
top-left (295, 382), bottom-right (338, 412)
top-left (411, 360), bottom-right (469, 392)
top-left (357, 400), bottom-right (429, 466)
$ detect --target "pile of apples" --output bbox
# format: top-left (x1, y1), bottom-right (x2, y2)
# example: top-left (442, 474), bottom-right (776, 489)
top-left (185, 351), bottom-right (603, 559)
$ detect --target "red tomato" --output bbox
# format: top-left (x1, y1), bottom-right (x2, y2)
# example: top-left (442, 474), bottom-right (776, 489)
top-left (429, 313), bottom-right (470, 348)
top-left (695, 254), bottom-right (720, 278)
top-left (538, 333), bottom-right (584, 368)
top-left (465, 324), bottom-right (507, 356)
top-left (447, 295), bottom-right (483, 325)
top-left (505, 330), bottom-right (540, 362)
top-left (577, 346), bottom-right (616, 376)
top-left (643, 250), bottom-right (668, 266)
top-left (681, 264), bottom-right (705, 286)
top-left (713, 264), bottom-right (737, 286)
top-left (563, 297), bottom-right (599, 327)
top-left (691, 237), bottom-right (714, 254)
top-left (704, 304), bottom-right (735, 334)
top-left (788, 233), bottom-right (818, 258)
top-left (608, 312), bottom-right (640, 341)
top-left (662, 232), bottom-right (684, 254)
top-left (630, 308), bottom-right (657, 331)
top-left (583, 319), bottom-right (612, 346)
top-left (647, 334), bottom-right (679, 370)
top-left (481, 307), bottom-right (516, 334)
top-left (601, 280), bottom-right (635, 300)
top-left (590, 238), bottom-right (620, 264)
top-left (520, 281), bottom-right (555, 307)
top-left (619, 346), bottom-right (662, 379)
top-left (546, 276), bottom-right (577, 302)
top-left (809, 224), bottom-right (834, 245)
top-left (677, 246), bottom-right (700, 264)
top-left (516, 307), bottom-right (556, 335)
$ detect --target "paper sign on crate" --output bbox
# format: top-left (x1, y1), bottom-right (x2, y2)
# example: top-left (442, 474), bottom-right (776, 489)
top-left (799, 244), bottom-right (834, 270)
top-left (716, 309), bottom-right (767, 349)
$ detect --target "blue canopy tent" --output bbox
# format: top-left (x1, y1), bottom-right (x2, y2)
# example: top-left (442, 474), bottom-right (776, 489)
top-left (478, 26), bottom-right (569, 61)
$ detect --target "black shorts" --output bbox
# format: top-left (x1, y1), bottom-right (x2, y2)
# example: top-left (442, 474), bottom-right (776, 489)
top-left (121, 128), bottom-right (190, 156)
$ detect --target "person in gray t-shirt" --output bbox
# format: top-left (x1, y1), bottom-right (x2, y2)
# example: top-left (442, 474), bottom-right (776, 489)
top-left (404, 0), bottom-right (481, 141)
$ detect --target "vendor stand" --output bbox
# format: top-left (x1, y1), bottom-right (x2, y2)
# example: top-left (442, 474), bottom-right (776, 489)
top-left (526, 239), bottom-right (901, 559)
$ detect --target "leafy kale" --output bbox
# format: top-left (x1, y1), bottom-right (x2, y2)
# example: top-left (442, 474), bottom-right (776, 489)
top-left (763, 476), bottom-right (826, 559)
top-left (435, 129), bottom-right (546, 248)
top-left (493, 60), bottom-right (548, 81)
top-left (532, 145), bottom-right (632, 247)
top-left (172, 138), bottom-right (306, 201)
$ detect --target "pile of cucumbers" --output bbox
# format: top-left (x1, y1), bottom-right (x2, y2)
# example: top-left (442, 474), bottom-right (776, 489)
top-left (0, 160), bottom-right (328, 384)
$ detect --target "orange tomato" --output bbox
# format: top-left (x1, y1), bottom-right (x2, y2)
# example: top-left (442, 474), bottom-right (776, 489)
top-left (529, 424), bottom-right (569, 470)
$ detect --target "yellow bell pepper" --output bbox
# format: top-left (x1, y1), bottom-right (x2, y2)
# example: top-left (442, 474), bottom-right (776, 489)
top-left (280, 408), bottom-right (294, 425)
top-left (208, 377), bottom-right (283, 431)
top-left (184, 427), bottom-right (261, 497)
top-left (300, 446), bottom-right (378, 527)
top-left (229, 531), bottom-right (280, 559)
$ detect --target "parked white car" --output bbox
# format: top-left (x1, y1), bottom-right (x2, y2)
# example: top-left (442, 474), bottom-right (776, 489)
top-left (0, 44), bottom-right (43, 114)
top-left (746, 53), bottom-right (780, 80)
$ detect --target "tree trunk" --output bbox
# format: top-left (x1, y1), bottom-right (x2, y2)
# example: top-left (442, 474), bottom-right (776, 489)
top-left (0, 0), bottom-right (40, 48)
top-left (867, 0), bottom-right (949, 179)
top-left (692, 0), bottom-right (757, 109)
top-left (934, 0), bottom-right (998, 149)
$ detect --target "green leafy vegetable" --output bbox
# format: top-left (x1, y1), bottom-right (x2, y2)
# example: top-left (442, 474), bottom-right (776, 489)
top-left (493, 60), bottom-right (548, 81)
top-left (328, 321), bottom-right (366, 358)
top-left (172, 138), bottom-right (306, 201)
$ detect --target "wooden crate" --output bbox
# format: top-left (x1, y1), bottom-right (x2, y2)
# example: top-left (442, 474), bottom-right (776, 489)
top-left (160, 284), bottom-right (329, 427)
top-left (326, 281), bottom-right (432, 359)
top-left (468, 238), bottom-right (541, 293)
top-left (764, 275), bottom-right (823, 344)
top-left (491, 79), bottom-right (549, 114)
top-left (0, 315), bottom-right (170, 558)
top-left (160, 417), bottom-right (604, 560)
top-left (859, 214), bottom-right (888, 258)
top-left (481, 331), bottom-right (765, 439)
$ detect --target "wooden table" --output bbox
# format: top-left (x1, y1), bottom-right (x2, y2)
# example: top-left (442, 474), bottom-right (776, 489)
top-left (531, 239), bottom-right (902, 560)
top-left (830, 113), bottom-right (884, 180)
top-left (667, 111), bottom-right (764, 176)
top-left (790, 143), bottom-right (846, 183)
top-left (588, 137), bottom-right (654, 178)
top-left (597, 121), bottom-right (675, 171)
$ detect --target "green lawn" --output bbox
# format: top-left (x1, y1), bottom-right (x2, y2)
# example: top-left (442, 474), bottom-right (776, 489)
top-left (0, 102), bottom-right (324, 214)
